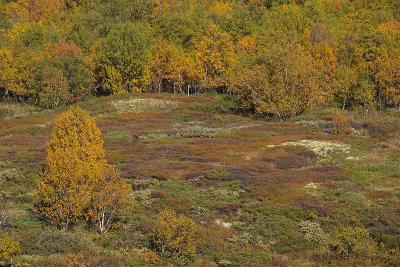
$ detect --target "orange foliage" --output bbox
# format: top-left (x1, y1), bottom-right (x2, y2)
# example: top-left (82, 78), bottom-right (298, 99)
top-left (54, 40), bottom-right (83, 58)
top-left (4, 0), bottom-right (64, 21)
top-left (34, 107), bottom-right (129, 231)
top-left (332, 110), bottom-right (352, 135)
top-left (86, 164), bottom-right (130, 234)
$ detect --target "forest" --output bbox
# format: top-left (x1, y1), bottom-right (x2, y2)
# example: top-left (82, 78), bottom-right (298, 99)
top-left (1, 0), bottom-right (400, 266)
top-left (0, 0), bottom-right (399, 116)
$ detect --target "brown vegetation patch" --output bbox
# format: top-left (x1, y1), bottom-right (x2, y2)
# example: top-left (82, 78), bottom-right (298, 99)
top-left (365, 190), bottom-right (394, 199)
top-left (295, 195), bottom-right (344, 216)
top-left (261, 156), bottom-right (309, 169)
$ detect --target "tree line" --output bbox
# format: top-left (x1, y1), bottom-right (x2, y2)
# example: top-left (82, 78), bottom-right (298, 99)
top-left (0, 0), bottom-right (399, 118)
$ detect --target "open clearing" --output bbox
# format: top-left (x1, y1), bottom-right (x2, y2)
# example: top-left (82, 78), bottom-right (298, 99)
top-left (1, 94), bottom-right (400, 265)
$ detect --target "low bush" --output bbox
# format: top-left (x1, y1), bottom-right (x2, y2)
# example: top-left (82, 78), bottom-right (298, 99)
top-left (0, 233), bottom-right (21, 263)
top-left (152, 210), bottom-right (199, 260)
top-left (203, 166), bottom-right (231, 181)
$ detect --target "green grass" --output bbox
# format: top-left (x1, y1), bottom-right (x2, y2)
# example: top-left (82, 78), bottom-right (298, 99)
top-left (105, 131), bottom-right (133, 141)
top-left (186, 102), bottom-right (214, 112)
top-left (171, 113), bottom-right (195, 121)
top-left (258, 131), bottom-right (281, 138)
top-left (221, 150), bottom-right (245, 158)
top-left (20, 126), bottom-right (43, 135)
top-left (155, 180), bottom-right (240, 208)
top-left (212, 114), bottom-right (244, 122)
top-left (0, 108), bottom-right (13, 120)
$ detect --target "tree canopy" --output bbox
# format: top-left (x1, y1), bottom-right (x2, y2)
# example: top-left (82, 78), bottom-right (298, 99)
top-left (0, 0), bottom-right (399, 116)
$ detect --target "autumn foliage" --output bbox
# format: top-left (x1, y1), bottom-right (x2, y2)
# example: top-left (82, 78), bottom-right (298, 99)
top-left (0, 233), bottom-right (21, 264)
top-left (34, 107), bottom-right (129, 232)
top-left (152, 210), bottom-right (199, 260)
top-left (0, 0), bottom-right (400, 116)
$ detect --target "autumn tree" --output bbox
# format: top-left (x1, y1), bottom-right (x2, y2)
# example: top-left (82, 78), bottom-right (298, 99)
top-left (228, 38), bottom-right (333, 119)
top-left (34, 107), bottom-right (106, 230)
top-left (372, 56), bottom-right (400, 109)
top-left (335, 65), bottom-right (357, 110)
top-left (35, 107), bottom-right (130, 231)
top-left (86, 164), bottom-right (130, 234)
top-left (149, 38), bottom-right (177, 93)
top-left (0, 41), bottom-right (36, 100)
top-left (195, 24), bottom-right (235, 90)
top-left (152, 210), bottom-right (199, 260)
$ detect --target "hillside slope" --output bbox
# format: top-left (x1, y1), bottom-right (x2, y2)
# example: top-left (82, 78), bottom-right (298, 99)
top-left (0, 94), bottom-right (400, 265)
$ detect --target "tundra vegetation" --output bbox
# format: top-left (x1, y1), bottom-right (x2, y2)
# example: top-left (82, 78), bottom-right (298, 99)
top-left (0, 0), bottom-right (400, 266)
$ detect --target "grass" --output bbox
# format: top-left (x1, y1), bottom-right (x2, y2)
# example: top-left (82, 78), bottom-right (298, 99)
top-left (187, 102), bottom-right (214, 112)
top-left (212, 114), bottom-right (244, 122)
top-left (20, 126), bottom-right (43, 135)
top-left (105, 131), bottom-right (133, 141)
top-left (171, 113), bottom-right (195, 121)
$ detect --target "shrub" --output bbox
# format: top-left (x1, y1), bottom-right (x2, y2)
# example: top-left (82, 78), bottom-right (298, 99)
top-left (141, 250), bottom-right (160, 264)
top-left (0, 233), bottom-right (21, 263)
top-left (332, 110), bottom-right (353, 135)
top-left (336, 226), bottom-right (376, 256)
top-left (203, 166), bottom-right (231, 180)
top-left (216, 94), bottom-right (240, 112)
top-left (86, 164), bottom-right (130, 234)
top-left (299, 220), bottom-right (328, 246)
top-left (152, 210), bottom-right (199, 260)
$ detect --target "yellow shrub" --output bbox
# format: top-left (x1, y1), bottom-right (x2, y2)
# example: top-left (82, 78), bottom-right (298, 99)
top-left (152, 210), bottom-right (199, 260)
top-left (0, 233), bottom-right (20, 263)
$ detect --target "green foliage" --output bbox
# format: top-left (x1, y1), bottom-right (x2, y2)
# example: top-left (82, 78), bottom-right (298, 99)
top-left (203, 166), bottom-right (231, 180)
top-left (21, 126), bottom-right (42, 135)
top-left (212, 114), bottom-right (243, 122)
top-left (172, 113), bottom-right (195, 121)
top-left (31, 57), bottom-right (89, 108)
top-left (96, 22), bottom-right (152, 93)
top-left (187, 102), bottom-right (214, 112)
top-left (105, 131), bottom-right (133, 141)
top-left (155, 180), bottom-right (239, 208)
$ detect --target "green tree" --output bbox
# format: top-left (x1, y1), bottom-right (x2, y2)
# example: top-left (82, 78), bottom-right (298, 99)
top-left (96, 22), bottom-right (152, 94)
top-left (31, 57), bottom-right (89, 108)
